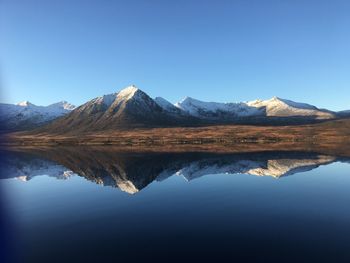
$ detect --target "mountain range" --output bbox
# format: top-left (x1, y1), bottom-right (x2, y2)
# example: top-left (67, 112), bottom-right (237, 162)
top-left (1, 85), bottom-right (349, 132)
top-left (0, 100), bottom-right (75, 131)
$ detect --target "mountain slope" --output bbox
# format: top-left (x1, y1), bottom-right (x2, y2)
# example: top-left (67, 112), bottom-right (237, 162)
top-left (337, 110), bottom-right (350, 118)
top-left (154, 97), bottom-right (185, 115)
top-left (0, 100), bottom-right (75, 131)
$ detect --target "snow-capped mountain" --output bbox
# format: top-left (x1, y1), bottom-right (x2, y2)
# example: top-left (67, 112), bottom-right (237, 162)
top-left (36, 85), bottom-right (196, 133)
top-left (174, 96), bottom-right (264, 120)
top-left (4, 85), bottom-right (346, 133)
top-left (76, 85), bottom-right (163, 117)
top-left (175, 96), bottom-right (335, 120)
top-left (0, 100), bottom-right (75, 131)
top-left (246, 97), bottom-right (335, 119)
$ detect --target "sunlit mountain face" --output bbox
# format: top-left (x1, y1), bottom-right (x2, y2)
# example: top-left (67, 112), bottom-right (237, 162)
top-left (0, 147), bottom-right (344, 194)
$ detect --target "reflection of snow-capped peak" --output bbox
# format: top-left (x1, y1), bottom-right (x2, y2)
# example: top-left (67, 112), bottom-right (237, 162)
top-left (246, 155), bottom-right (335, 178)
top-left (156, 155), bottom-right (336, 182)
top-left (116, 180), bottom-right (139, 194)
top-left (16, 176), bottom-right (29, 182)
top-left (4, 158), bottom-right (75, 181)
top-left (175, 160), bottom-right (261, 181)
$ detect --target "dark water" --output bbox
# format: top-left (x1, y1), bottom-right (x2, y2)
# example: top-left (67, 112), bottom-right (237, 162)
top-left (1, 147), bottom-right (350, 263)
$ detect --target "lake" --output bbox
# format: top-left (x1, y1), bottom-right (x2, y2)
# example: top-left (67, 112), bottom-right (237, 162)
top-left (1, 147), bottom-right (350, 263)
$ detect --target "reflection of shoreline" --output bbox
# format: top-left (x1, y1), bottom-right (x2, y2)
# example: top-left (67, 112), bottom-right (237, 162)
top-left (1, 147), bottom-right (343, 194)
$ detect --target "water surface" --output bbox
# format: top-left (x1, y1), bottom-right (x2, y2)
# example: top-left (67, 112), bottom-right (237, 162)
top-left (1, 147), bottom-right (350, 263)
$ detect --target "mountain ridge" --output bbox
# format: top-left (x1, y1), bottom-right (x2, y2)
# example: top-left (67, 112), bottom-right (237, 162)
top-left (0, 100), bottom-right (75, 131)
top-left (1, 85), bottom-right (347, 132)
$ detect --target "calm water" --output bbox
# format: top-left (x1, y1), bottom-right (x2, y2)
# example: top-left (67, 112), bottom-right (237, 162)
top-left (1, 148), bottom-right (350, 263)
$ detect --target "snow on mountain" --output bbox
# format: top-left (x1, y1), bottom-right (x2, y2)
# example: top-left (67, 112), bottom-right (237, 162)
top-left (0, 100), bottom-right (75, 131)
top-left (87, 85), bottom-right (141, 107)
top-left (48, 101), bottom-right (76, 111)
top-left (77, 85), bottom-right (161, 115)
top-left (154, 96), bottom-right (185, 115)
top-left (111, 85), bottom-right (163, 115)
top-left (173, 96), bottom-right (336, 120)
top-left (44, 85), bottom-right (198, 132)
top-left (3, 85), bottom-right (342, 132)
top-left (17, 101), bottom-right (34, 107)
top-left (247, 97), bottom-right (335, 119)
top-left (175, 97), bottom-right (263, 120)
top-left (154, 97), bottom-right (176, 110)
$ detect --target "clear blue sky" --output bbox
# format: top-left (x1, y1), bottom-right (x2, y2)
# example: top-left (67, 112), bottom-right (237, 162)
top-left (1, 0), bottom-right (349, 110)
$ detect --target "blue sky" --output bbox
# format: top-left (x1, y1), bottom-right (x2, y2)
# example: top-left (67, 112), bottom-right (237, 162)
top-left (1, 0), bottom-right (349, 110)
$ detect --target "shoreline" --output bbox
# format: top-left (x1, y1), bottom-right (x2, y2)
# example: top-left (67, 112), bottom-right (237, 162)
top-left (2, 119), bottom-right (350, 156)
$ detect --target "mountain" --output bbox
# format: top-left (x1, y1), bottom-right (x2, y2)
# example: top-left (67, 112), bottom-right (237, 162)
top-left (246, 97), bottom-right (335, 119)
top-left (35, 86), bottom-right (343, 134)
top-left (35, 85), bottom-right (197, 133)
top-left (175, 96), bottom-right (336, 120)
top-left (0, 100), bottom-right (75, 131)
top-left (4, 85), bottom-right (346, 133)
top-left (174, 97), bottom-right (264, 120)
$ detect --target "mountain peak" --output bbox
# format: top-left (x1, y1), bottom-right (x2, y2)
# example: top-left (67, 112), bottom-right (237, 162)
top-left (117, 85), bottom-right (140, 98)
top-left (182, 96), bottom-right (194, 101)
top-left (271, 96), bottom-right (281, 101)
top-left (17, 101), bottom-right (34, 107)
top-left (48, 101), bottom-right (76, 110)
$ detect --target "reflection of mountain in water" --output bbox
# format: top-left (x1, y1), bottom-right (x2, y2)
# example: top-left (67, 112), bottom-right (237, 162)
top-left (1, 151), bottom-right (74, 182)
top-left (0, 148), bottom-right (342, 194)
